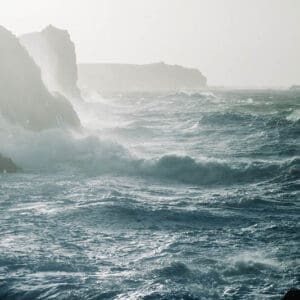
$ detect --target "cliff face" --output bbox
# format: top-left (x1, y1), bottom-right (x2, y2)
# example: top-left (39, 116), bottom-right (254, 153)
top-left (78, 62), bottom-right (207, 94)
top-left (0, 25), bottom-right (80, 130)
top-left (20, 25), bottom-right (82, 100)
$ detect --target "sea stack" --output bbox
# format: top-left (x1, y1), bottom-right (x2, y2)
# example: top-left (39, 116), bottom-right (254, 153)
top-left (0, 154), bottom-right (19, 173)
top-left (0, 25), bottom-right (80, 130)
top-left (289, 85), bottom-right (300, 91)
top-left (20, 25), bottom-right (82, 100)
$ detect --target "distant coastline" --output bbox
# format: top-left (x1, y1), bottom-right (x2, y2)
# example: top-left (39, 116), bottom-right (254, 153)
top-left (289, 85), bottom-right (300, 91)
top-left (78, 62), bottom-right (207, 95)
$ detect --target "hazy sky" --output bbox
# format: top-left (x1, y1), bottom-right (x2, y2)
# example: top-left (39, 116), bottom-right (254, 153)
top-left (1, 0), bottom-right (300, 86)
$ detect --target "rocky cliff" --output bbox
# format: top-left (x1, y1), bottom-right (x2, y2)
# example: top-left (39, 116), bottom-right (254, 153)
top-left (20, 25), bottom-right (82, 100)
top-left (78, 62), bottom-right (207, 94)
top-left (0, 25), bottom-right (80, 130)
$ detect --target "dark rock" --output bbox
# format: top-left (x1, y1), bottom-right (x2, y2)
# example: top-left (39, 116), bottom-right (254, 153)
top-left (0, 154), bottom-right (20, 173)
top-left (282, 289), bottom-right (300, 300)
top-left (289, 85), bottom-right (300, 91)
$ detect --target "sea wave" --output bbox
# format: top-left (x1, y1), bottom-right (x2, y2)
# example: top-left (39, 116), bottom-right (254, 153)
top-left (141, 155), bottom-right (299, 185)
top-left (167, 90), bottom-right (217, 99)
top-left (224, 251), bottom-right (281, 276)
top-left (1, 111), bottom-right (299, 185)
top-left (199, 110), bottom-right (300, 127)
top-left (287, 109), bottom-right (300, 122)
top-left (2, 131), bottom-right (298, 186)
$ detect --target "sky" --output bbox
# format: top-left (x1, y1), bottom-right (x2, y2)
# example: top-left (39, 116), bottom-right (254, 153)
top-left (1, 0), bottom-right (300, 87)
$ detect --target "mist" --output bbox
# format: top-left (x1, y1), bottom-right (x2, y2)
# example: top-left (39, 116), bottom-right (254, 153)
top-left (1, 0), bottom-right (299, 87)
top-left (0, 2), bottom-right (299, 299)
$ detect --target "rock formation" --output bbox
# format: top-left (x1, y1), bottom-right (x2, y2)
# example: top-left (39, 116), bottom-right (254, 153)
top-left (78, 62), bottom-right (207, 95)
top-left (289, 85), bottom-right (300, 91)
top-left (0, 153), bottom-right (19, 173)
top-left (20, 25), bottom-right (82, 100)
top-left (282, 289), bottom-right (300, 299)
top-left (0, 25), bottom-right (80, 130)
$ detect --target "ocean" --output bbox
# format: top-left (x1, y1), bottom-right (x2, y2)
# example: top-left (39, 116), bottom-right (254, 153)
top-left (0, 90), bottom-right (299, 299)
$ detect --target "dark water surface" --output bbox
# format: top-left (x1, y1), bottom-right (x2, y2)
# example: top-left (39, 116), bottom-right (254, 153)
top-left (0, 90), bottom-right (299, 299)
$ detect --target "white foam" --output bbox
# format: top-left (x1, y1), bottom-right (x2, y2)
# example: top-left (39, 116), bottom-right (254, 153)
top-left (287, 109), bottom-right (300, 121)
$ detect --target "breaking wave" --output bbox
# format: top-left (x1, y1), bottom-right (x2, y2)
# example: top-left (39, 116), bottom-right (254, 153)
top-left (1, 119), bottom-right (298, 185)
top-left (1, 89), bottom-right (299, 299)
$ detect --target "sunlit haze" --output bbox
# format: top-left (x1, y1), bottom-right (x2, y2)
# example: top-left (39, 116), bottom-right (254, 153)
top-left (1, 0), bottom-right (299, 86)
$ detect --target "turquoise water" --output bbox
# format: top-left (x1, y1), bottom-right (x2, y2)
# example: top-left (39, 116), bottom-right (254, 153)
top-left (0, 90), bottom-right (299, 299)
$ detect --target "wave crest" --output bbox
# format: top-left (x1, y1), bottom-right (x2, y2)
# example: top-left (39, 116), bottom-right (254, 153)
top-left (1, 116), bottom-right (298, 185)
top-left (141, 155), bottom-right (293, 185)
